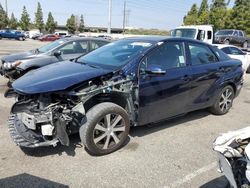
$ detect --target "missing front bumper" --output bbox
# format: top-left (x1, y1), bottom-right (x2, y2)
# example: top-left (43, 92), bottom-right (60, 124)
top-left (8, 114), bottom-right (59, 148)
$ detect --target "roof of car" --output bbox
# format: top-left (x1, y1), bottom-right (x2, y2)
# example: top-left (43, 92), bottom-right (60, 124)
top-left (214, 44), bottom-right (241, 49)
top-left (122, 36), bottom-right (208, 44)
top-left (62, 37), bottom-right (110, 42)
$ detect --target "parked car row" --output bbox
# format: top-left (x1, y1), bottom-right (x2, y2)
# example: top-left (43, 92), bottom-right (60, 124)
top-left (0, 37), bottom-right (244, 156)
top-left (0, 29), bottom-right (73, 42)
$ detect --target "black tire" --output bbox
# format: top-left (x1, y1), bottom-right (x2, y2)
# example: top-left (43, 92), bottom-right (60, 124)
top-left (209, 85), bottom-right (235, 115)
top-left (7, 80), bottom-right (13, 88)
top-left (224, 39), bottom-right (230, 45)
top-left (80, 102), bottom-right (130, 155)
top-left (246, 65), bottom-right (250, 74)
top-left (243, 41), bottom-right (248, 49)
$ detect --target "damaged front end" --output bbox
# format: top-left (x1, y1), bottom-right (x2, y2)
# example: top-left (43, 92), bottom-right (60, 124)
top-left (9, 75), bottom-right (136, 148)
top-left (9, 93), bottom-right (85, 148)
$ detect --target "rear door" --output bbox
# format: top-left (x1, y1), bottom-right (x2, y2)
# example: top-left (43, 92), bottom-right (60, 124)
top-left (186, 42), bottom-right (223, 110)
top-left (138, 41), bottom-right (192, 125)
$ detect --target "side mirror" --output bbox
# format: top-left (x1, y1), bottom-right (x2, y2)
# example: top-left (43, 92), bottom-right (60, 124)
top-left (53, 51), bottom-right (61, 57)
top-left (145, 65), bottom-right (166, 75)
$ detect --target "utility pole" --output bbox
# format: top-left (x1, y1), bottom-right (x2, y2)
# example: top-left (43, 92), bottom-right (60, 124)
top-left (107, 0), bottom-right (112, 34)
top-left (122, 0), bottom-right (126, 34)
top-left (5, 0), bottom-right (8, 16)
top-left (125, 10), bottom-right (131, 27)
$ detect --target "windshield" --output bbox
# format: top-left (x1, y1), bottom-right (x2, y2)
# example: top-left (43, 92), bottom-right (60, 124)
top-left (216, 30), bottom-right (234, 36)
top-left (77, 40), bottom-right (153, 68)
top-left (38, 39), bottom-right (65, 53)
top-left (171, 29), bottom-right (196, 38)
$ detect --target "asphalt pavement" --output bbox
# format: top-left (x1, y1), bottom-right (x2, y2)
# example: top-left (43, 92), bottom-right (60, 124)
top-left (0, 39), bottom-right (249, 188)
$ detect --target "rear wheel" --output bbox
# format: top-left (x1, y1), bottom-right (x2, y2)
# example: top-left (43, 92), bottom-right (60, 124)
top-left (209, 85), bottom-right (235, 115)
top-left (80, 102), bottom-right (130, 155)
top-left (243, 41), bottom-right (248, 49)
top-left (224, 39), bottom-right (230, 45)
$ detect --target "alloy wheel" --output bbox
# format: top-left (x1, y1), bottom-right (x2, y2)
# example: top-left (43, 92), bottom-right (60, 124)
top-left (219, 88), bottom-right (233, 113)
top-left (93, 113), bottom-right (126, 150)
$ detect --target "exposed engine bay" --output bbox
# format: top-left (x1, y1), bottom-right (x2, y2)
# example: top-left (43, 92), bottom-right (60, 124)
top-left (9, 75), bottom-right (136, 148)
top-left (213, 127), bottom-right (250, 188)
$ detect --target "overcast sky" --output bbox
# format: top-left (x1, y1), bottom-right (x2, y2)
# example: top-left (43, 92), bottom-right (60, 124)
top-left (0, 0), bottom-right (234, 30)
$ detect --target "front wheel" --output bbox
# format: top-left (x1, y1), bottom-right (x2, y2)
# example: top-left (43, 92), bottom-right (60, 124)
top-left (243, 41), bottom-right (248, 49)
top-left (80, 102), bottom-right (130, 155)
top-left (19, 37), bottom-right (24, 41)
top-left (209, 85), bottom-right (235, 115)
top-left (247, 65), bottom-right (250, 73)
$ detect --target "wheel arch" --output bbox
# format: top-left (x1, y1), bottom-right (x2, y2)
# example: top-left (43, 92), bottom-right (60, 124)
top-left (221, 81), bottom-right (237, 97)
top-left (83, 92), bottom-right (129, 113)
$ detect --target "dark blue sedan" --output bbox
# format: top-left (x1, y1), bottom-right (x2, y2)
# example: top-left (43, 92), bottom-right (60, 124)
top-left (8, 37), bottom-right (243, 155)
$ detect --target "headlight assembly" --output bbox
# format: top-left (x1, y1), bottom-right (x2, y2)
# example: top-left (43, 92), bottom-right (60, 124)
top-left (3, 61), bottom-right (22, 70)
top-left (12, 61), bottom-right (22, 68)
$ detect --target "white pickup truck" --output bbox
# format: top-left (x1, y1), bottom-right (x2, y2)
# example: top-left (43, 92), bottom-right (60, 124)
top-left (171, 25), bottom-right (214, 44)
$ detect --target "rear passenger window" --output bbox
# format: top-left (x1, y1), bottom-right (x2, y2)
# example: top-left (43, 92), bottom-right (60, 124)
top-left (141, 42), bottom-right (186, 71)
top-left (188, 43), bottom-right (217, 65)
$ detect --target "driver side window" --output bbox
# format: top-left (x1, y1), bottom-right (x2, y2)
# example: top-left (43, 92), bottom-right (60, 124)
top-left (140, 42), bottom-right (186, 72)
top-left (59, 41), bottom-right (86, 54)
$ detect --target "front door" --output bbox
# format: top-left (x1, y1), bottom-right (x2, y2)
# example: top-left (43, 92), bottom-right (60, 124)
top-left (138, 41), bottom-right (192, 125)
top-left (57, 41), bottom-right (89, 61)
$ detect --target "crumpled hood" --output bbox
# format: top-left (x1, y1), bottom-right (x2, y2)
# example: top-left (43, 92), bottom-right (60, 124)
top-left (13, 60), bottom-right (112, 94)
top-left (1, 51), bottom-right (40, 63)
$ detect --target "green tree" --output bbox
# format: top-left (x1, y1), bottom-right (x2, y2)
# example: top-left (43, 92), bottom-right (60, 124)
top-left (0, 3), bottom-right (8, 29)
top-left (19, 6), bottom-right (30, 31)
top-left (229, 0), bottom-right (250, 34)
top-left (45, 12), bottom-right (57, 33)
top-left (9, 13), bottom-right (18, 29)
top-left (224, 8), bottom-right (234, 29)
top-left (35, 2), bottom-right (44, 32)
top-left (197, 0), bottom-right (209, 24)
top-left (66, 14), bottom-right (76, 34)
top-left (78, 14), bottom-right (85, 33)
top-left (183, 4), bottom-right (198, 25)
top-left (209, 0), bottom-right (227, 30)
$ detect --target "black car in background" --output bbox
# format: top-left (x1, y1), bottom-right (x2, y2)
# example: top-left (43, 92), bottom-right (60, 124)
top-left (0, 37), bottom-right (110, 83)
top-left (214, 29), bottom-right (249, 48)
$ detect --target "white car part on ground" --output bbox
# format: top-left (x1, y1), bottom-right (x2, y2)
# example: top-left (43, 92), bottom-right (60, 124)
top-left (213, 126), bottom-right (250, 158)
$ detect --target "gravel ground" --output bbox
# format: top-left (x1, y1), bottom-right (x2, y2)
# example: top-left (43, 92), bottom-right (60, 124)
top-left (0, 39), bottom-right (249, 188)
